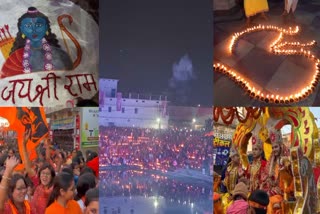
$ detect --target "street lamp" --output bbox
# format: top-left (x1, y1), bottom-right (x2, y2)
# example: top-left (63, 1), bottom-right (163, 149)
top-left (156, 118), bottom-right (161, 129)
top-left (192, 118), bottom-right (197, 130)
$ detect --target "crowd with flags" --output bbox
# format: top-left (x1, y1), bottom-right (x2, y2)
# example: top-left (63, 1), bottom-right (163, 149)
top-left (0, 108), bottom-right (99, 214)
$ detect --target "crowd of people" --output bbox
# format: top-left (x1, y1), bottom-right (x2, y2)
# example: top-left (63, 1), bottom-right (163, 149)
top-left (99, 127), bottom-right (213, 173)
top-left (0, 129), bottom-right (99, 214)
top-left (99, 126), bottom-right (213, 212)
top-left (214, 131), bottom-right (296, 214)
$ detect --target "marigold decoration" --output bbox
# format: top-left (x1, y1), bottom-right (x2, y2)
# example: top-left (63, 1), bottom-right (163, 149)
top-left (213, 25), bottom-right (320, 104)
top-left (213, 107), bottom-right (264, 125)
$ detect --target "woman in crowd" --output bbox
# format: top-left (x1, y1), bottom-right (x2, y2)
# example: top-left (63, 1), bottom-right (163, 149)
top-left (23, 129), bottom-right (56, 214)
top-left (0, 156), bottom-right (37, 213)
top-left (71, 160), bottom-right (81, 185)
top-left (29, 164), bottom-right (55, 214)
top-left (45, 172), bottom-right (82, 213)
top-left (0, 127), bottom-right (99, 214)
top-left (84, 188), bottom-right (99, 214)
top-left (75, 173), bottom-right (97, 212)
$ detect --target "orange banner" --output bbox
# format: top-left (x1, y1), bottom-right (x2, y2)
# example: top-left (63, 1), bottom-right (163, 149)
top-left (0, 107), bottom-right (49, 170)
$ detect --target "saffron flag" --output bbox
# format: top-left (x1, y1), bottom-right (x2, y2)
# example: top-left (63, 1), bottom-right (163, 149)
top-left (0, 107), bottom-right (49, 170)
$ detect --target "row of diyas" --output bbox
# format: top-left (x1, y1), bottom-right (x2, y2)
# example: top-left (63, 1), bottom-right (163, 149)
top-left (213, 62), bottom-right (320, 104)
top-left (271, 41), bottom-right (318, 62)
top-left (229, 24), bottom-right (300, 53)
top-left (219, 24), bottom-right (320, 104)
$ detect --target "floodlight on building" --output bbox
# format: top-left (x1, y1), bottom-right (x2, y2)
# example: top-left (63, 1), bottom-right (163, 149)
top-left (154, 199), bottom-right (158, 208)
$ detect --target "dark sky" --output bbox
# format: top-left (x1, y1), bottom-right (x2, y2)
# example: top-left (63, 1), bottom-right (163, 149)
top-left (100, 0), bottom-right (213, 107)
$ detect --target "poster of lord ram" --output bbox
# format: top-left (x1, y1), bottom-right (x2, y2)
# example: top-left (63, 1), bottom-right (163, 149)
top-left (0, 0), bottom-right (98, 106)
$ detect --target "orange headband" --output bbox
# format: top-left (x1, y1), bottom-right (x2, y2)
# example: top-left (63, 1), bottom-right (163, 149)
top-left (248, 201), bottom-right (267, 209)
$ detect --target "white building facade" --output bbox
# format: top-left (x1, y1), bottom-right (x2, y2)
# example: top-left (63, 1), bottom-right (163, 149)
top-left (99, 78), bottom-right (169, 129)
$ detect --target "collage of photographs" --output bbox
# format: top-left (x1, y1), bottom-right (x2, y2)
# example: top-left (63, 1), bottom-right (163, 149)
top-left (0, 0), bottom-right (318, 214)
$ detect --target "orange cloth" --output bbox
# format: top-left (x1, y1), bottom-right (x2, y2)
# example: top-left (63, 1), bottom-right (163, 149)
top-left (4, 200), bottom-right (35, 214)
top-left (267, 195), bottom-right (283, 214)
top-left (214, 199), bottom-right (224, 214)
top-left (86, 157), bottom-right (99, 177)
top-left (45, 200), bottom-right (82, 214)
top-left (213, 192), bottom-right (221, 201)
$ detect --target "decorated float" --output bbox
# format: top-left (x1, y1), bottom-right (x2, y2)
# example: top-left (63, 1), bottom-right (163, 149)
top-left (213, 107), bottom-right (320, 214)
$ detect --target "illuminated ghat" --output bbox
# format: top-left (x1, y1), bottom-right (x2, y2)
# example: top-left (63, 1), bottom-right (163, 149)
top-left (213, 25), bottom-right (320, 104)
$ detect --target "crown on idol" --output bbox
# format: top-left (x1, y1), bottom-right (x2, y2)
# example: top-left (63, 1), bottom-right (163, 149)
top-left (268, 127), bottom-right (283, 144)
top-left (251, 134), bottom-right (263, 149)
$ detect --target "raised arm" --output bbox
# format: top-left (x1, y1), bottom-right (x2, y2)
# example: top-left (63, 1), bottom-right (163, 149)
top-left (45, 139), bottom-right (56, 170)
top-left (45, 138), bottom-right (51, 162)
top-left (0, 157), bottom-right (19, 212)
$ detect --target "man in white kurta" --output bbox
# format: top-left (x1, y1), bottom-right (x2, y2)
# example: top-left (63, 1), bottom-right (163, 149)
top-left (284, 0), bottom-right (298, 14)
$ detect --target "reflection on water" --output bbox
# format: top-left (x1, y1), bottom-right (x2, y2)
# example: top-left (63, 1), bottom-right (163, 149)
top-left (100, 170), bottom-right (213, 214)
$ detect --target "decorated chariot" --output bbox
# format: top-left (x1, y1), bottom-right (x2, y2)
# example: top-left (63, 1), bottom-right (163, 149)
top-left (213, 107), bottom-right (320, 214)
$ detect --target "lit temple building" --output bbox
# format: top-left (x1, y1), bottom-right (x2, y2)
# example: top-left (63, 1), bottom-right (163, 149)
top-left (99, 78), bottom-right (169, 129)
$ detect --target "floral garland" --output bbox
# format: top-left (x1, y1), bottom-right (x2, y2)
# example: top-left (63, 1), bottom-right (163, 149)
top-left (23, 38), bottom-right (54, 73)
top-left (213, 107), bottom-right (265, 125)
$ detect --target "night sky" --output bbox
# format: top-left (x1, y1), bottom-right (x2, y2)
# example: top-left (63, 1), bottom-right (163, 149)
top-left (100, 0), bottom-right (213, 107)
